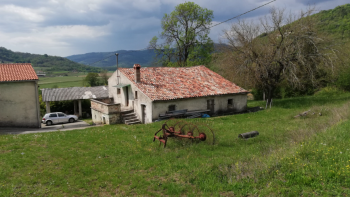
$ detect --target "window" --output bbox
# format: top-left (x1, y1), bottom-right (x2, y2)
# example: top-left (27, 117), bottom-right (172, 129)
top-left (227, 99), bottom-right (233, 110)
top-left (168, 105), bottom-right (176, 112)
top-left (58, 113), bottom-right (65, 117)
top-left (135, 91), bottom-right (138, 99)
top-left (49, 114), bottom-right (57, 117)
top-left (117, 88), bottom-right (121, 94)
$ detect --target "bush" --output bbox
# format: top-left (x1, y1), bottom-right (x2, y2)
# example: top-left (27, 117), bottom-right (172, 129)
top-left (314, 86), bottom-right (343, 96)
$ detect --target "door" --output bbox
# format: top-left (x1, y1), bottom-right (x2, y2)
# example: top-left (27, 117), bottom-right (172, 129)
top-left (125, 86), bottom-right (129, 106)
top-left (49, 113), bottom-right (59, 124)
top-left (141, 105), bottom-right (146, 123)
top-left (207, 99), bottom-right (214, 115)
top-left (58, 113), bottom-right (69, 123)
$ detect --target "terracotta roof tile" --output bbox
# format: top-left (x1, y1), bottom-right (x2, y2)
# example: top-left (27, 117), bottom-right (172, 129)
top-left (119, 65), bottom-right (248, 101)
top-left (0, 63), bottom-right (38, 82)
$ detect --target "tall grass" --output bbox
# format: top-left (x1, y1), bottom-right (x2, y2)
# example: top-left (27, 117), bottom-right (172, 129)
top-left (1, 93), bottom-right (350, 196)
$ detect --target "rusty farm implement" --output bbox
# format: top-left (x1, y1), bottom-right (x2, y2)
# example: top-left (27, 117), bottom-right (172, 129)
top-left (153, 120), bottom-right (215, 147)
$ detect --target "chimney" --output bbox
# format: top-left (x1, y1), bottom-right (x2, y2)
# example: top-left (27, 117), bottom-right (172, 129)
top-left (133, 64), bottom-right (141, 83)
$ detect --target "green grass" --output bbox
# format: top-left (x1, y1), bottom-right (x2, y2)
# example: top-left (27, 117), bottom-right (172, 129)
top-left (38, 76), bottom-right (85, 89)
top-left (1, 93), bottom-right (350, 196)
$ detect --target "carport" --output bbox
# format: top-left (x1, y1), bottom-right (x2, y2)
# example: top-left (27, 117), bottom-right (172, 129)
top-left (41, 86), bottom-right (109, 118)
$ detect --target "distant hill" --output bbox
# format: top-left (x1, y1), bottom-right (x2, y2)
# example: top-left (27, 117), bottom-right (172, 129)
top-left (66, 44), bottom-right (228, 70)
top-left (66, 50), bottom-right (158, 70)
top-left (0, 47), bottom-right (101, 74)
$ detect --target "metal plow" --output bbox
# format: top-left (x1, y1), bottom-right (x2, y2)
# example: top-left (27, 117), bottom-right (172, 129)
top-left (153, 120), bottom-right (215, 148)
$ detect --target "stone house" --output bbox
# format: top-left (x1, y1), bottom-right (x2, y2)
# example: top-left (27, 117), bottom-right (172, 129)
top-left (91, 64), bottom-right (248, 125)
top-left (0, 63), bottom-right (41, 128)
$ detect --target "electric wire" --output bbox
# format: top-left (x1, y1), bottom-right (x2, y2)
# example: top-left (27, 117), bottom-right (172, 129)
top-left (88, 0), bottom-right (277, 66)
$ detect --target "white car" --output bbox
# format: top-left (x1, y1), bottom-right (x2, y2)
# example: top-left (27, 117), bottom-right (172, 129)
top-left (42, 112), bottom-right (78, 126)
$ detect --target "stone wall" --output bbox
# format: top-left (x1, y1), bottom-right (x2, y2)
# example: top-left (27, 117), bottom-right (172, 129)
top-left (90, 99), bottom-right (122, 125)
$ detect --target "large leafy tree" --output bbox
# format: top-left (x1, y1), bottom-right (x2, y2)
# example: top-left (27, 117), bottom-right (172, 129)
top-left (149, 2), bottom-right (214, 67)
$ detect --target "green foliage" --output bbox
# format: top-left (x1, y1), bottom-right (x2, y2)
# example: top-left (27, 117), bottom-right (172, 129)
top-left (336, 65), bottom-right (350, 91)
top-left (314, 4), bottom-right (350, 39)
top-left (84, 73), bottom-right (100, 87)
top-left (151, 2), bottom-right (214, 67)
top-left (100, 70), bottom-right (108, 85)
top-left (314, 86), bottom-right (344, 96)
top-left (0, 47), bottom-right (101, 74)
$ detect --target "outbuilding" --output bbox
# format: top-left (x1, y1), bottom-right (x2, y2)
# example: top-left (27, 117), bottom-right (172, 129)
top-left (0, 63), bottom-right (41, 128)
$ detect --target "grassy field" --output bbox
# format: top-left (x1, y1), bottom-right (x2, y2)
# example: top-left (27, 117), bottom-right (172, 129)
top-left (38, 72), bottom-right (113, 89)
top-left (1, 91), bottom-right (350, 196)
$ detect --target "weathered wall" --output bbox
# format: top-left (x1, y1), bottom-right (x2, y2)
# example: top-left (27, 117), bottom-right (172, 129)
top-left (90, 99), bottom-right (122, 125)
top-left (0, 81), bottom-right (41, 127)
top-left (152, 94), bottom-right (247, 120)
top-left (91, 99), bottom-right (120, 114)
top-left (91, 109), bottom-right (121, 125)
top-left (108, 71), bottom-right (153, 123)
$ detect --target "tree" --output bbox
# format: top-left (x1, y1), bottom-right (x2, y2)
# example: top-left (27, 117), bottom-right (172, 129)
top-left (221, 7), bottom-right (337, 107)
top-left (100, 70), bottom-right (108, 85)
top-left (149, 2), bottom-right (214, 67)
top-left (84, 73), bottom-right (100, 87)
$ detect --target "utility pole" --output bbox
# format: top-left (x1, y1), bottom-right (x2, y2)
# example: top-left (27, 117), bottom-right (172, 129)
top-left (115, 53), bottom-right (119, 84)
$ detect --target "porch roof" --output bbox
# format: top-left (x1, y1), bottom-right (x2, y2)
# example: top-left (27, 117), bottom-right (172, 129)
top-left (41, 86), bottom-right (109, 102)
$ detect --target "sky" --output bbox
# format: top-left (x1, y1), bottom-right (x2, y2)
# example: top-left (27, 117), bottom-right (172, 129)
top-left (0, 0), bottom-right (348, 57)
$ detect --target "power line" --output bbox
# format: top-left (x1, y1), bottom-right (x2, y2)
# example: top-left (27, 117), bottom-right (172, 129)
top-left (88, 0), bottom-right (276, 66)
top-left (210, 0), bottom-right (276, 28)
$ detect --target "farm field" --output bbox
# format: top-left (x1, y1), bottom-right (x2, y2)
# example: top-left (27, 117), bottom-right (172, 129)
top-left (38, 76), bottom-right (85, 89)
top-left (1, 91), bottom-right (350, 196)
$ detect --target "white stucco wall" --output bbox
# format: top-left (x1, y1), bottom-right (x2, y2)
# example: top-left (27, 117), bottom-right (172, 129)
top-left (108, 70), bottom-right (153, 123)
top-left (152, 94), bottom-right (247, 121)
top-left (0, 81), bottom-right (41, 127)
top-left (108, 69), bottom-right (248, 124)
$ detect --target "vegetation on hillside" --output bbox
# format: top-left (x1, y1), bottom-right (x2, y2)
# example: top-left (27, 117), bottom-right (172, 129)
top-left (315, 4), bottom-right (350, 39)
top-left (0, 47), bottom-right (101, 74)
top-left (66, 50), bottom-right (157, 70)
top-left (212, 4), bottom-right (350, 101)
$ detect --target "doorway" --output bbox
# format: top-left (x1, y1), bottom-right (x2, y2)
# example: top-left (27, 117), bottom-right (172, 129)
top-left (125, 86), bottom-right (129, 106)
top-left (141, 104), bottom-right (146, 123)
top-left (207, 99), bottom-right (214, 115)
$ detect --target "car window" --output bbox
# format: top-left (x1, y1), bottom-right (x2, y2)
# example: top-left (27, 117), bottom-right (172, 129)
top-left (49, 114), bottom-right (57, 117)
top-left (58, 113), bottom-right (65, 117)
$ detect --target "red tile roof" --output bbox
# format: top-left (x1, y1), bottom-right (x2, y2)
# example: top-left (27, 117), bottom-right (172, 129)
top-left (0, 63), bottom-right (38, 82)
top-left (119, 65), bottom-right (248, 101)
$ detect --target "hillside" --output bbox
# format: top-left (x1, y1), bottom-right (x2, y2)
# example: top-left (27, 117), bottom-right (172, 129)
top-left (315, 4), bottom-right (350, 39)
top-left (66, 50), bottom-right (158, 70)
top-left (0, 47), bottom-right (101, 74)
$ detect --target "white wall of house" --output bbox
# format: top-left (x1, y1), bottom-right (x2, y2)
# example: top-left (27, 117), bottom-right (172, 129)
top-left (108, 69), bottom-right (248, 124)
top-left (0, 81), bottom-right (41, 127)
top-left (152, 94), bottom-right (247, 121)
top-left (108, 71), bottom-right (153, 123)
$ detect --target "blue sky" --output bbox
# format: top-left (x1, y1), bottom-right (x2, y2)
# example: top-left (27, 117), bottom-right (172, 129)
top-left (0, 0), bottom-right (348, 57)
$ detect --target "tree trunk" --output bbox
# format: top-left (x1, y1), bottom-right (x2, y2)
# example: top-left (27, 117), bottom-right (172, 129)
top-left (266, 87), bottom-right (274, 108)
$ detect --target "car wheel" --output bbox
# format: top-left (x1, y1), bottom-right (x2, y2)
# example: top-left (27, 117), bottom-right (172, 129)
top-left (46, 120), bottom-right (52, 126)
top-left (69, 118), bottom-right (75, 123)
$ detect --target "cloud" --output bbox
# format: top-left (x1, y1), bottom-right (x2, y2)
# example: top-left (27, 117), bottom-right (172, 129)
top-left (0, 0), bottom-right (347, 56)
